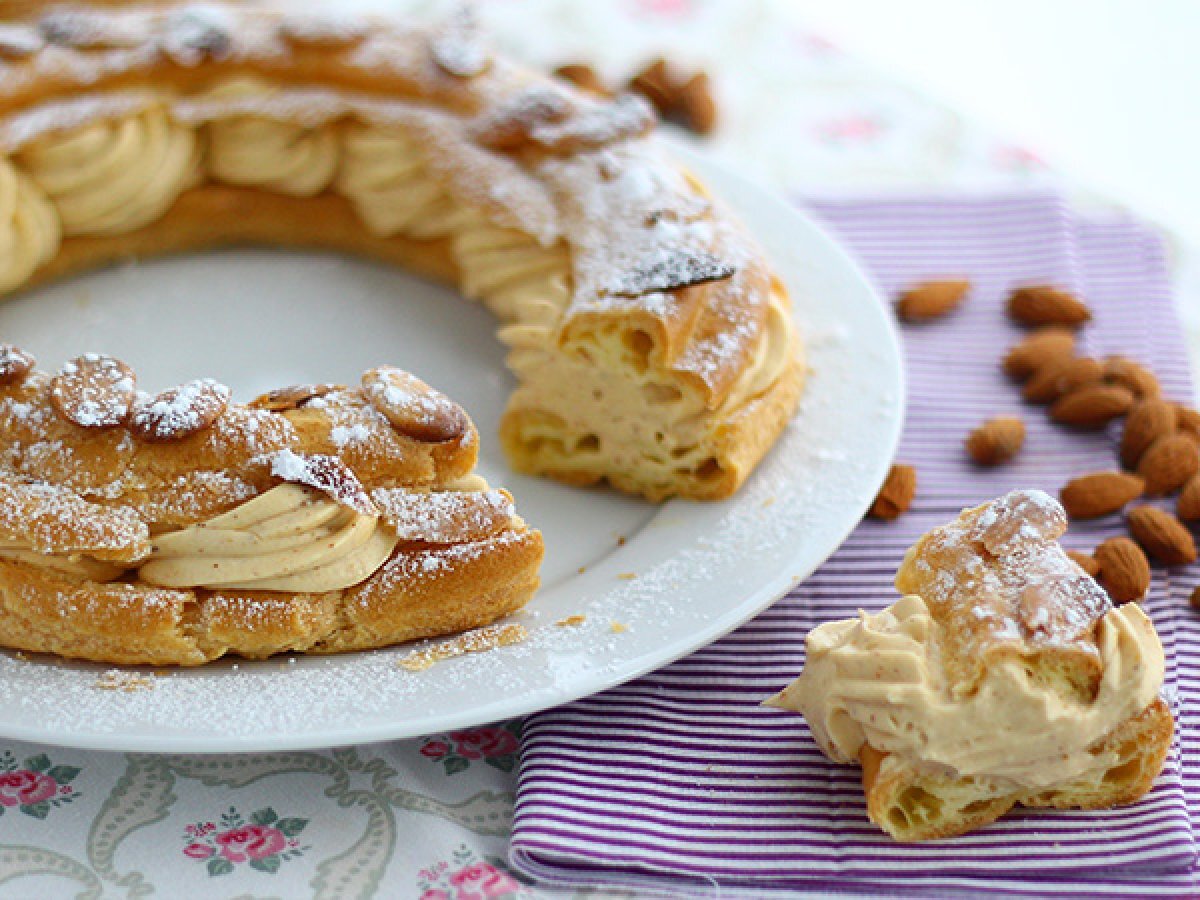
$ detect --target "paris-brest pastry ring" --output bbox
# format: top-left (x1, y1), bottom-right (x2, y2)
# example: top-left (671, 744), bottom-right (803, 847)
top-left (0, 4), bottom-right (805, 665)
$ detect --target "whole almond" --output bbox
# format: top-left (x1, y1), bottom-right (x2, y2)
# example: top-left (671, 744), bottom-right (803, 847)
top-left (895, 279), bottom-right (970, 323)
top-left (0, 344), bottom-right (34, 386)
top-left (1022, 356), bottom-right (1101, 404)
top-left (1120, 398), bottom-right (1177, 469)
top-left (965, 416), bottom-right (1024, 466)
top-left (130, 378), bottom-right (231, 442)
top-left (1066, 549), bottom-right (1100, 578)
top-left (362, 366), bottom-right (468, 443)
top-left (1094, 537), bottom-right (1151, 604)
top-left (1002, 328), bottom-right (1076, 379)
top-left (1190, 585), bottom-right (1200, 610)
top-left (1007, 285), bottom-right (1092, 327)
top-left (1103, 356), bottom-right (1160, 399)
top-left (1059, 471), bottom-right (1145, 519)
top-left (1049, 384), bottom-right (1134, 429)
top-left (1175, 405), bottom-right (1200, 444)
top-left (50, 353), bottom-right (136, 428)
top-left (677, 72), bottom-right (717, 134)
top-left (1137, 433), bottom-right (1200, 495)
top-left (553, 63), bottom-right (611, 96)
top-left (1177, 474), bottom-right (1200, 521)
top-left (1128, 505), bottom-right (1197, 565)
top-left (869, 464), bottom-right (916, 521)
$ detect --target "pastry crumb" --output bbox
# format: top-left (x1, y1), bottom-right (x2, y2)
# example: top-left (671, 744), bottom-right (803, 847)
top-left (616, 535), bottom-right (627, 546)
top-left (610, 621), bottom-right (628, 634)
top-left (12, 651), bottom-right (27, 662)
top-left (556, 615), bottom-right (587, 627)
top-left (94, 669), bottom-right (155, 692)
top-left (762, 497), bottom-right (776, 508)
top-left (577, 565), bottom-right (587, 575)
top-left (617, 572), bottom-right (637, 580)
top-left (399, 623), bottom-right (527, 672)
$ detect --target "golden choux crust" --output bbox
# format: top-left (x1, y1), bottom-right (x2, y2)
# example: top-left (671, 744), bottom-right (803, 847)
top-left (0, 356), bottom-right (542, 665)
top-left (861, 698), bottom-right (1174, 842)
top-left (0, 1), bottom-right (802, 502)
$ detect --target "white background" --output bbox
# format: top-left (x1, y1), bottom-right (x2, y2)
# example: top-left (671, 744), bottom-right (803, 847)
top-left (797, 0), bottom-right (1200, 259)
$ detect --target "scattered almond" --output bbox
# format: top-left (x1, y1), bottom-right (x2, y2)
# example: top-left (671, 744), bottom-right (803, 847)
top-left (50, 353), bottom-right (136, 429)
top-left (1049, 384), bottom-right (1134, 429)
top-left (1190, 585), bottom-right (1200, 610)
top-left (1128, 505), bottom-right (1197, 565)
top-left (895, 279), bottom-right (971, 323)
top-left (1093, 537), bottom-right (1151, 604)
top-left (553, 63), bottom-right (610, 96)
top-left (1007, 285), bottom-right (1092, 327)
top-left (131, 378), bottom-right (231, 442)
top-left (1059, 471), bottom-right (1144, 519)
top-left (1120, 398), bottom-right (1177, 469)
top-left (1137, 433), bottom-right (1200, 495)
top-left (1178, 474), bottom-right (1200, 522)
top-left (1022, 356), bottom-right (1101, 404)
top-left (1102, 356), bottom-right (1160, 399)
top-left (1002, 328), bottom-right (1076, 380)
top-left (361, 366), bottom-right (468, 443)
top-left (965, 416), bottom-right (1024, 466)
top-left (1175, 404), bottom-right (1200, 444)
top-left (869, 464), bottom-right (916, 521)
top-left (0, 344), bottom-right (34, 386)
top-left (1066, 549), bottom-right (1100, 578)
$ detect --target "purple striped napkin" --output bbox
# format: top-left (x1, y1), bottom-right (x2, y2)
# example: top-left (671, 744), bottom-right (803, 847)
top-left (510, 193), bottom-right (1200, 897)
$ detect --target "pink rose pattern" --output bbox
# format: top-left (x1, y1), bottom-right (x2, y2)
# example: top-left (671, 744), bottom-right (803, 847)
top-left (419, 722), bottom-right (521, 775)
top-left (418, 847), bottom-right (526, 899)
top-left (182, 806), bottom-right (308, 877)
top-left (0, 751), bottom-right (80, 819)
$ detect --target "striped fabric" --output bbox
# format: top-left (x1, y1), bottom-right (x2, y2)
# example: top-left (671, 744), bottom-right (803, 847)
top-left (510, 194), bottom-right (1200, 896)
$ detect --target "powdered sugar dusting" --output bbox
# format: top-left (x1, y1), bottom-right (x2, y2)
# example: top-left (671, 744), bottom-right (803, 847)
top-left (373, 487), bottom-right (515, 543)
top-left (399, 623), bottom-right (527, 672)
top-left (265, 449), bottom-right (377, 516)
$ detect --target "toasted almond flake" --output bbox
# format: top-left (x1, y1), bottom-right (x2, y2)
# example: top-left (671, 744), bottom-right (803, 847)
top-left (398, 623), bottom-right (527, 672)
top-left (93, 669), bottom-right (155, 692)
top-left (556, 614), bottom-right (587, 627)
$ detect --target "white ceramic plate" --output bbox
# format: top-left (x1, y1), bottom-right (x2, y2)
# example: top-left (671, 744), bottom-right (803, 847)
top-left (0, 152), bottom-right (903, 752)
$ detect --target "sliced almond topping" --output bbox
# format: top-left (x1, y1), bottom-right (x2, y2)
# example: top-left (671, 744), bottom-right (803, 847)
top-left (0, 24), bottom-right (44, 59)
top-left (130, 378), bottom-right (230, 442)
top-left (249, 383), bottom-right (341, 412)
top-left (554, 63), bottom-right (611, 97)
top-left (608, 248), bottom-right (735, 297)
top-left (266, 449), bottom-right (377, 516)
top-left (430, 5), bottom-right (489, 78)
top-left (472, 86), bottom-right (572, 151)
top-left (278, 14), bottom-right (366, 48)
top-left (361, 366), bottom-right (468, 443)
top-left (50, 353), bottom-right (136, 429)
top-left (0, 344), bottom-right (34, 386)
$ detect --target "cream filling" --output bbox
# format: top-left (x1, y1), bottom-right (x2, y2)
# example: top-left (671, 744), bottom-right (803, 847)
top-left (0, 542), bottom-right (127, 581)
top-left (766, 595), bottom-right (1165, 791)
top-left (0, 159), bottom-right (60, 292)
top-left (137, 483), bottom-right (399, 592)
top-left (203, 78), bottom-right (340, 197)
top-left (336, 123), bottom-right (478, 239)
top-left (17, 104), bottom-right (200, 236)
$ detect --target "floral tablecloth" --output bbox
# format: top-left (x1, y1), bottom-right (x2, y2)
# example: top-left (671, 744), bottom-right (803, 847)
top-left (0, 1), bottom-right (1194, 898)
